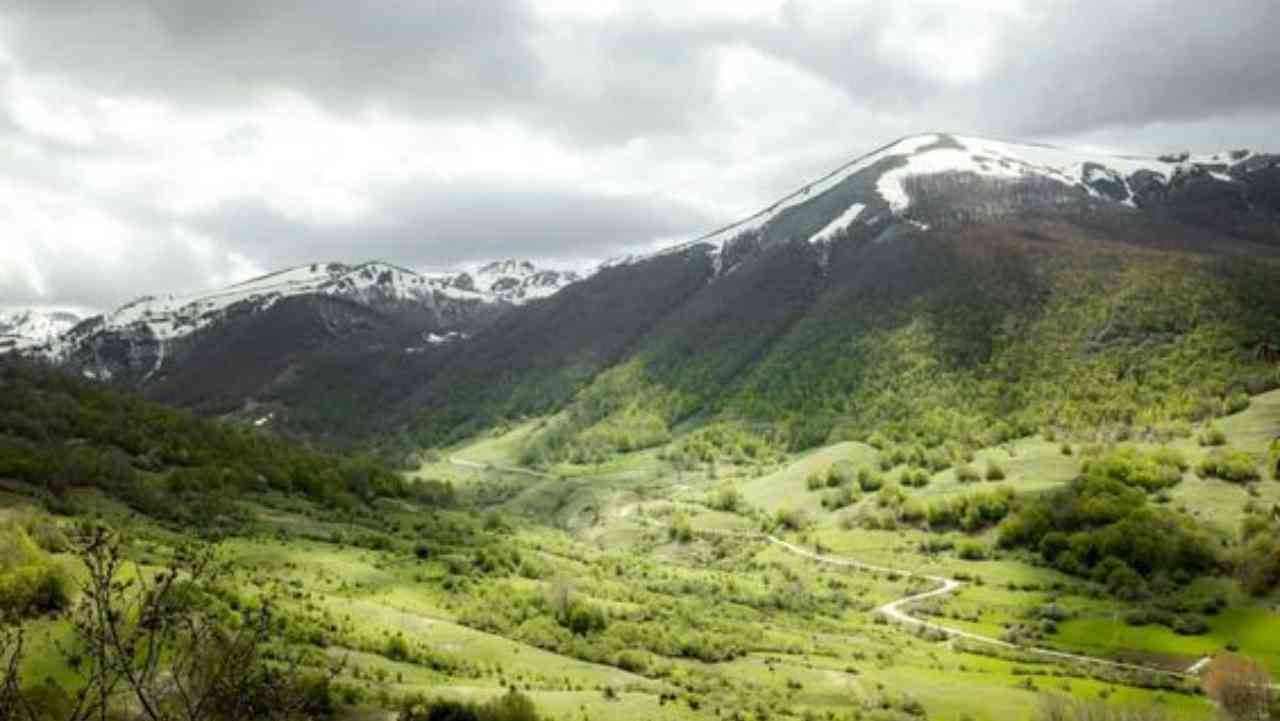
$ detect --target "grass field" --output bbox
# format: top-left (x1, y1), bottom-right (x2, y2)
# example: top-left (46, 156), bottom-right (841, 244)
top-left (5, 391), bottom-right (1279, 720)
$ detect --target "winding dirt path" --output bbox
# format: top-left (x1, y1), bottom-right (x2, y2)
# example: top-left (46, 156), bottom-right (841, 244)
top-left (765, 536), bottom-right (1196, 679)
top-left (626, 517), bottom-right (1198, 679)
top-left (448, 461), bottom-right (1208, 682)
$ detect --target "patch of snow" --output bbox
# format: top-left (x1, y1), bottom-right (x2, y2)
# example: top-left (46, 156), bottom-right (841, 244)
top-left (877, 135), bottom-right (1188, 212)
top-left (0, 309), bottom-right (81, 352)
top-left (605, 133), bottom-right (945, 267)
top-left (808, 203), bottom-right (865, 244)
top-left (425, 331), bottom-right (467, 345)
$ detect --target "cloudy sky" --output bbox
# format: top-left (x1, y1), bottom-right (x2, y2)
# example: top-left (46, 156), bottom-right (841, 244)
top-left (2, 0), bottom-right (1278, 312)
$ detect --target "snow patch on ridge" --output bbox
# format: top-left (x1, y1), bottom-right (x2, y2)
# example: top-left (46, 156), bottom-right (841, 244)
top-left (0, 309), bottom-right (82, 353)
top-left (808, 203), bottom-right (865, 244)
top-left (877, 136), bottom-right (1185, 211)
top-left (605, 134), bottom-right (944, 268)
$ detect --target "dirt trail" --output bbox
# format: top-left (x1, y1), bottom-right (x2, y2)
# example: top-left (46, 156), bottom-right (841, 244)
top-left (448, 456), bottom-right (554, 479)
top-left (451, 463), bottom-right (1220, 684)
top-left (765, 536), bottom-right (1195, 679)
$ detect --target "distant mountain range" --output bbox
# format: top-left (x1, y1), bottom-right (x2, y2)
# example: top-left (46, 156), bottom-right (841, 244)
top-left (6, 133), bottom-right (1280, 451)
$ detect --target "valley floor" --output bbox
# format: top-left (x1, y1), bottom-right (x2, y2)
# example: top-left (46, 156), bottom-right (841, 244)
top-left (7, 392), bottom-right (1280, 720)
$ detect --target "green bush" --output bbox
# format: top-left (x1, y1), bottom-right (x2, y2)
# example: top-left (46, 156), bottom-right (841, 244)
top-left (822, 486), bottom-right (858, 510)
top-left (711, 485), bottom-right (743, 513)
top-left (957, 541), bottom-right (989, 560)
top-left (1081, 446), bottom-right (1185, 491)
top-left (827, 461), bottom-right (856, 487)
top-left (668, 514), bottom-right (694, 543)
top-left (1198, 449), bottom-right (1260, 484)
top-left (0, 522), bottom-right (72, 618)
top-left (805, 472), bottom-right (825, 491)
top-left (774, 508), bottom-right (809, 531)
top-left (900, 468), bottom-right (930, 488)
top-left (1224, 392), bottom-right (1251, 415)
top-left (1198, 426), bottom-right (1227, 447)
top-left (399, 690), bottom-right (542, 721)
top-left (998, 474), bottom-right (1218, 587)
top-left (985, 462), bottom-right (1006, 481)
top-left (923, 488), bottom-right (1016, 532)
top-left (1238, 526), bottom-right (1280, 595)
top-left (956, 464), bottom-right (980, 483)
top-left (857, 469), bottom-right (884, 492)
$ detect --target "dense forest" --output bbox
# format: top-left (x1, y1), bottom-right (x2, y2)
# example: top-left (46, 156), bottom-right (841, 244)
top-left (0, 359), bottom-right (445, 526)
top-left (502, 227), bottom-right (1280, 467)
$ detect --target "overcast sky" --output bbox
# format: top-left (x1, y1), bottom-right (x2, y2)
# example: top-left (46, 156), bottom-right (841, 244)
top-left (2, 0), bottom-right (1278, 312)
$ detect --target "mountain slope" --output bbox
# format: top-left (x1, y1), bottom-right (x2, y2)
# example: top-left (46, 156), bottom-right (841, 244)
top-left (9, 260), bottom-right (581, 440)
top-left (399, 134), bottom-right (1280, 458)
top-left (12, 133), bottom-right (1279, 455)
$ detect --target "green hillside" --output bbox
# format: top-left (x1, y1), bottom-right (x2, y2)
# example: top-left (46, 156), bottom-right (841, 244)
top-left (513, 221), bottom-right (1280, 467)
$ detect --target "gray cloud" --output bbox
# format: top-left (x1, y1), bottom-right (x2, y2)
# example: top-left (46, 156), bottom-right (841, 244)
top-left (194, 183), bottom-right (715, 272)
top-left (754, 0), bottom-right (1280, 138)
top-left (1, 0), bottom-right (541, 117)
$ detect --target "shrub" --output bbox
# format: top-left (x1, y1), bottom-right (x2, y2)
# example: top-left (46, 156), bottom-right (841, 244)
top-left (711, 485), bottom-right (743, 513)
top-left (1081, 446), bottom-right (1185, 491)
top-left (1172, 615), bottom-right (1208, 636)
top-left (956, 464), bottom-right (981, 483)
top-left (775, 508), bottom-right (809, 532)
top-left (669, 514), bottom-right (694, 543)
top-left (985, 462), bottom-right (1006, 481)
top-left (900, 468), bottom-right (930, 488)
top-left (385, 634), bottom-right (411, 661)
top-left (822, 486), bottom-right (858, 510)
top-left (399, 690), bottom-right (542, 721)
top-left (1199, 426), bottom-right (1227, 447)
top-left (0, 522), bottom-right (72, 618)
top-left (957, 541), bottom-right (989, 560)
top-left (1033, 693), bottom-right (1174, 721)
top-left (827, 461), bottom-right (856, 487)
top-left (923, 488), bottom-right (1016, 531)
top-left (1198, 449), bottom-right (1260, 484)
top-left (563, 601), bottom-right (608, 636)
top-left (857, 469), bottom-right (884, 492)
top-left (1224, 392), bottom-right (1251, 415)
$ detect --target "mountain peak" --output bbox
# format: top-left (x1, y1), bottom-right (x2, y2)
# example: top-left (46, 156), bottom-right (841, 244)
top-left (608, 132), bottom-right (1276, 272)
top-left (0, 309), bottom-right (83, 353)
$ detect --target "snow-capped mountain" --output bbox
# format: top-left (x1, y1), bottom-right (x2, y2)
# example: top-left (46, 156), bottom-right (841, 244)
top-left (32, 258), bottom-right (583, 364)
top-left (610, 133), bottom-right (1277, 270)
top-left (47, 261), bottom-right (485, 360)
top-left (11, 257), bottom-right (585, 409)
top-left (6, 133), bottom-right (1276, 447)
top-left (0, 309), bottom-right (82, 353)
top-left (436, 259), bottom-right (584, 305)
